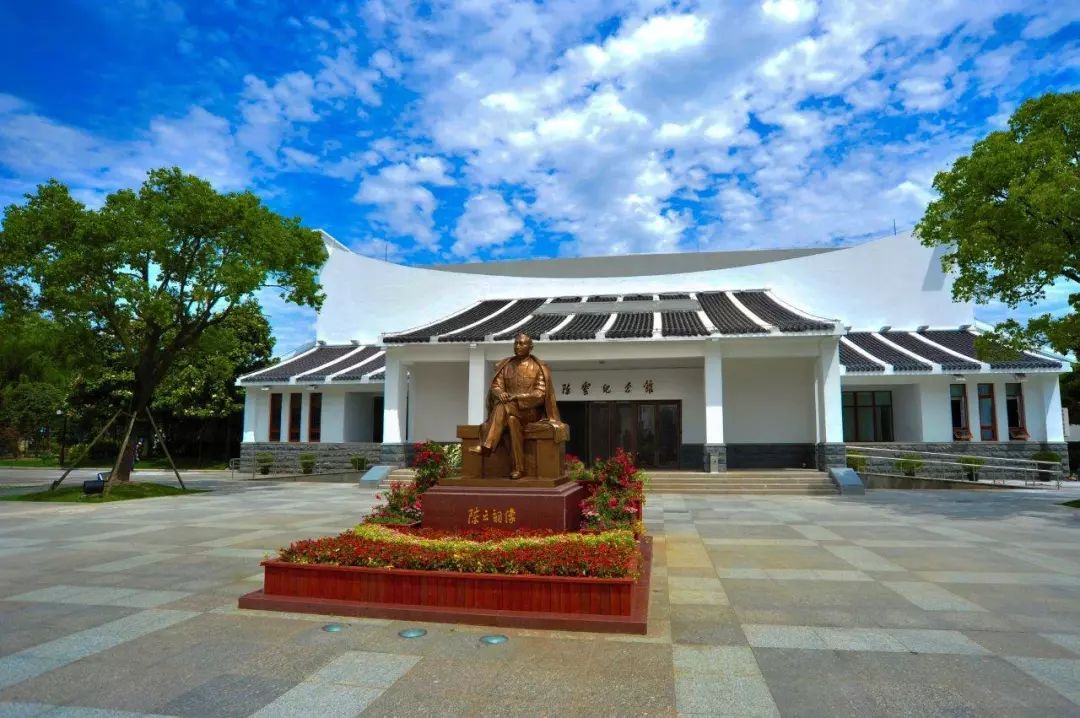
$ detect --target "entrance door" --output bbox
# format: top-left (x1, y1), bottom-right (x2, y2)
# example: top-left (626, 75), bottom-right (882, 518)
top-left (561, 400), bottom-right (680, 468)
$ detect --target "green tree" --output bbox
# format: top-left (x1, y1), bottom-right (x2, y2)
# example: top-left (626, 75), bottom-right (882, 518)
top-left (0, 381), bottom-right (64, 454)
top-left (153, 301), bottom-right (274, 420)
top-left (917, 91), bottom-right (1080, 357)
top-left (1, 167), bottom-right (326, 487)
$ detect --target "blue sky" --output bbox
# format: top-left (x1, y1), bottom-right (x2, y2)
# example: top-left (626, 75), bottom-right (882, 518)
top-left (1, 1), bottom-right (1078, 352)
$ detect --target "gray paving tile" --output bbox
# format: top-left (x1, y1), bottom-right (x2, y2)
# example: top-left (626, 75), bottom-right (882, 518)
top-left (248, 681), bottom-right (381, 718)
top-left (822, 545), bottom-right (906, 572)
top-left (309, 651), bottom-right (421, 689)
top-left (160, 674), bottom-right (293, 718)
top-left (1007, 657), bottom-right (1080, 705)
top-left (0, 658), bottom-right (69, 691)
top-left (882, 580), bottom-right (987, 611)
top-left (0, 703), bottom-right (53, 718)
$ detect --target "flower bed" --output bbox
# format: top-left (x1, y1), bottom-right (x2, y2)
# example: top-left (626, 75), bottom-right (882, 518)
top-left (278, 524), bottom-right (641, 579)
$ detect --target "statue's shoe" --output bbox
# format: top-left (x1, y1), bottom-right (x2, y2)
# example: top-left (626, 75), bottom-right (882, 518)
top-left (509, 471), bottom-right (522, 480)
top-left (467, 445), bottom-right (489, 456)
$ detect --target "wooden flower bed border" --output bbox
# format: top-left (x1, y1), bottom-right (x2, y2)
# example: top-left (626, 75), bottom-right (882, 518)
top-left (239, 536), bottom-right (652, 634)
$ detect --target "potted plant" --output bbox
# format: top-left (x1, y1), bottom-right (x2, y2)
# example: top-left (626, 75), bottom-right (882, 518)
top-left (299, 452), bottom-right (316, 475)
top-left (894, 453), bottom-right (923, 477)
top-left (350, 454), bottom-right (369, 472)
top-left (1030, 451), bottom-right (1062, 481)
top-left (255, 452), bottom-right (274, 475)
top-left (959, 455), bottom-right (985, 481)
top-left (846, 452), bottom-right (868, 473)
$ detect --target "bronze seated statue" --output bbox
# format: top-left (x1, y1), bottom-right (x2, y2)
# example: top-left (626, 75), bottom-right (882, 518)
top-left (458, 333), bottom-right (569, 482)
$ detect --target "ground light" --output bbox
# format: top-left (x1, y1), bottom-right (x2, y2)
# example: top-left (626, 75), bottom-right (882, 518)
top-left (479, 634), bottom-right (508, 645)
top-left (322, 623), bottom-right (345, 632)
top-left (398, 628), bottom-right (427, 638)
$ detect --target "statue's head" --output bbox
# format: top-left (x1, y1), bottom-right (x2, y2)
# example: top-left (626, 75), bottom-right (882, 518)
top-left (513, 333), bottom-right (534, 358)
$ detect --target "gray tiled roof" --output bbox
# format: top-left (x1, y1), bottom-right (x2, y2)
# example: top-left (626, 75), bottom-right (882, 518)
top-left (240, 345), bottom-right (384, 384)
top-left (920, 330), bottom-right (1061, 371)
top-left (382, 291), bottom-right (838, 343)
top-left (838, 329), bottom-right (1062, 374)
top-left (845, 333), bottom-right (932, 372)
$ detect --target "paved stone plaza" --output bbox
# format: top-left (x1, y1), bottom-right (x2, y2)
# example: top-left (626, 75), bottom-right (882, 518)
top-left (1, 479), bottom-right (1079, 717)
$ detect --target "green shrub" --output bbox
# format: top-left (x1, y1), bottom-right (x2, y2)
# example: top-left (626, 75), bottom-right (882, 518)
top-left (1030, 451), bottom-right (1062, 481)
top-left (255, 452), bottom-right (274, 475)
top-left (846, 452), bottom-right (868, 473)
top-left (443, 442), bottom-right (462, 474)
top-left (298, 452), bottom-right (316, 475)
top-left (894, 453), bottom-right (923, 477)
top-left (36, 450), bottom-right (55, 463)
top-left (350, 454), bottom-right (369, 472)
top-left (959, 455), bottom-right (985, 481)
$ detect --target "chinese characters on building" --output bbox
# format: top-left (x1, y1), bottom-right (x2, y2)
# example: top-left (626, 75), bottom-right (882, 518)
top-left (555, 380), bottom-right (654, 397)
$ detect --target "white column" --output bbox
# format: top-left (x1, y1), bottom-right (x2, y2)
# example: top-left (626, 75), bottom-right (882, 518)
top-left (918, 379), bottom-right (952, 442)
top-left (299, 391), bottom-right (311, 442)
top-left (993, 380), bottom-right (1010, 441)
top-left (813, 374), bottom-right (822, 444)
top-left (704, 342), bottom-right (724, 444)
top-left (242, 390), bottom-right (258, 442)
top-left (279, 392), bottom-right (290, 443)
top-left (321, 390), bottom-right (346, 443)
top-left (818, 339), bottom-right (843, 443)
top-left (1043, 376), bottom-right (1065, 442)
top-left (468, 346), bottom-right (486, 425)
top-left (966, 381), bottom-right (982, 442)
top-left (382, 353), bottom-right (408, 444)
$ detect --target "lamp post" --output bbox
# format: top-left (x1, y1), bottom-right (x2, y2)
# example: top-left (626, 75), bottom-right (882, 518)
top-left (56, 409), bottom-right (68, 467)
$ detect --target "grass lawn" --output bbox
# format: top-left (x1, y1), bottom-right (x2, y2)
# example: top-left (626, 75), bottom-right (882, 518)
top-left (1064, 499), bottom-right (1080, 508)
top-left (0, 482), bottom-right (209, 503)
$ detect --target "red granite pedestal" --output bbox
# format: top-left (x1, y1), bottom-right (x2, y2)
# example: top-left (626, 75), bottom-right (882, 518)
top-left (422, 480), bottom-right (587, 531)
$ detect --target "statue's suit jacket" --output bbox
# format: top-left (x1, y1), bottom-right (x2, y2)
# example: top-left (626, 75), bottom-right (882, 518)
top-left (487, 355), bottom-right (562, 424)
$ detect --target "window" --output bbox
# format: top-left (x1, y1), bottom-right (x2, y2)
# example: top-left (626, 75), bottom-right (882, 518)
top-left (308, 393), bottom-right (322, 443)
top-left (1005, 383), bottom-right (1027, 440)
top-left (268, 393), bottom-right (282, 442)
top-left (977, 383), bottom-right (996, 441)
top-left (950, 384), bottom-right (971, 440)
top-left (842, 390), bottom-right (893, 442)
top-left (288, 393), bottom-right (302, 442)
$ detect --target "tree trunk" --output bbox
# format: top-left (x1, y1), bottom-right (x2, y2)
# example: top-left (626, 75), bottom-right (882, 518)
top-left (114, 373), bottom-right (154, 483)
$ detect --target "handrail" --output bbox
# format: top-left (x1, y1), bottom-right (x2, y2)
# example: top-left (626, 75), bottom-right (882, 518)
top-left (847, 444), bottom-right (1061, 466)
top-left (846, 446), bottom-right (1063, 489)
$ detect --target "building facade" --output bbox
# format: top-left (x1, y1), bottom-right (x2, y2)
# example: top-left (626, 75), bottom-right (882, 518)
top-left (238, 232), bottom-right (1069, 472)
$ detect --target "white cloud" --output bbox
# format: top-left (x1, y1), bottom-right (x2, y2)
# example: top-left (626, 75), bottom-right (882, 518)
top-left (0, 101), bottom-right (249, 206)
top-left (761, 0), bottom-right (817, 24)
top-left (354, 155), bottom-right (455, 248)
top-left (452, 192), bottom-right (525, 257)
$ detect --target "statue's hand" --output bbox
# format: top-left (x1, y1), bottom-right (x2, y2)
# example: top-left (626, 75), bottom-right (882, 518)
top-left (496, 391), bottom-right (511, 403)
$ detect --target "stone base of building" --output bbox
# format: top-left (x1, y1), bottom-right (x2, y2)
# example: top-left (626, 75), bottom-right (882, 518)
top-left (379, 443), bottom-right (407, 467)
top-left (726, 443), bottom-right (817, 469)
top-left (239, 442), bottom-right (382, 474)
top-left (816, 443), bottom-right (847, 471)
top-left (703, 444), bottom-right (726, 472)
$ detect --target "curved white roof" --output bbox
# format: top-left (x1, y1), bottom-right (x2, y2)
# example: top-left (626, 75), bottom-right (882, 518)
top-left (315, 232), bottom-right (973, 345)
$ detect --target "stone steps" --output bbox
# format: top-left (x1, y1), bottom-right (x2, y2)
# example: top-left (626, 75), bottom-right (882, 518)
top-left (650, 487), bottom-right (838, 495)
top-left (379, 468), bottom-right (839, 495)
top-left (648, 470), bottom-right (837, 495)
